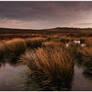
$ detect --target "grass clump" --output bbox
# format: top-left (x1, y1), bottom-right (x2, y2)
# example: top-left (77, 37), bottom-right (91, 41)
top-left (42, 41), bottom-right (65, 48)
top-left (5, 38), bottom-right (27, 57)
top-left (0, 43), bottom-right (7, 59)
top-left (78, 47), bottom-right (92, 57)
top-left (21, 47), bottom-right (74, 90)
top-left (25, 37), bottom-right (47, 48)
top-left (0, 37), bottom-right (46, 59)
top-left (85, 38), bottom-right (92, 47)
top-left (0, 38), bottom-right (27, 59)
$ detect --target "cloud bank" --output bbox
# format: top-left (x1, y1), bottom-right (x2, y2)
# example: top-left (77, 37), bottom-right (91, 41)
top-left (0, 1), bottom-right (92, 29)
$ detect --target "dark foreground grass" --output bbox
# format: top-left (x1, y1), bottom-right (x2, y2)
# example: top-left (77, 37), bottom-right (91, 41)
top-left (20, 47), bottom-right (74, 90)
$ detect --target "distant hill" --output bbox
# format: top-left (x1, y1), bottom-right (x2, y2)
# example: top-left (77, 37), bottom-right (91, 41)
top-left (0, 27), bottom-right (92, 39)
top-left (0, 27), bottom-right (92, 32)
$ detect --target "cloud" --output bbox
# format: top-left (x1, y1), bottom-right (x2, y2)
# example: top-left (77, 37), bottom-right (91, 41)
top-left (0, 1), bottom-right (92, 28)
top-left (0, 18), bottom-right (58, 29)
top-left (0, 1), bottom-right (92, 21)
top-left (0, 18), bottom-right (39, 29)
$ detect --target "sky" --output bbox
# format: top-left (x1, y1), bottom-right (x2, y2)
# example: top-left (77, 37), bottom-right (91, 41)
top-left (0, 1), bottom-right (92, 29)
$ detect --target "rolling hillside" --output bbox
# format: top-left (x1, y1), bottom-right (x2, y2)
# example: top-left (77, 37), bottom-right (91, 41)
top-left (0, 27), bottom-right (92, 39)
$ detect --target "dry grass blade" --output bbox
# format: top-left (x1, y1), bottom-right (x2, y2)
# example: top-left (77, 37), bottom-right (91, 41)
top-left (21, 47), bottom-right (74, 84)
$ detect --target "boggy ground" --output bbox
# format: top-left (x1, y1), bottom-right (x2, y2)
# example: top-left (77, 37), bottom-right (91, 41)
top-left (0, 27), bottom-right (92, 90)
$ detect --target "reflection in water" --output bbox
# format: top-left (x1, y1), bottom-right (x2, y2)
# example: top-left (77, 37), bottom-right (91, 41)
top-left (0, 57), bottom-right (92, 90)
top-left (24, 69), bottom-right (73, 91)
top-left (0, 58), bottom-right (73, 91)
top-left (0, 63), bottom-right (27, 91)
top-left (0, 57), bottom-right (20, 67)
top-left (83, 73), bottom-right (92, 80)
top-left (72, 65), bottom-right (92, 91)
top-left (0, 58), bottom-right (41, 91)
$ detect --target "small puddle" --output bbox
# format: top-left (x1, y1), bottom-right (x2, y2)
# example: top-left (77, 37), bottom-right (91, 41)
top-left (72, 64), bottom-right (92, 91)
top-left (0, 60), bottom-right (41, 91)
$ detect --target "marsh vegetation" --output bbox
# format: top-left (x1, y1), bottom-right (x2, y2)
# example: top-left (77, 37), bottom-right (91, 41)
top-left (0, 27), bottom-right (92, 90)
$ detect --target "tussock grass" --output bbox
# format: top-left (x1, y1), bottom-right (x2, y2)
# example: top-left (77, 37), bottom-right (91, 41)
top-left (42, 41), bottom-right (65, 48)
top-left (0, 43), bottom-right (7, 59)
top-left (21, 47), bottom-right (74, 86)
top-left (85, 38), bottom-right (92, 47)
top-left (5, 38), bottom-right (27, 57)
top-left (78, 47), bottom-right (92, 56)
top-left (0, 37), bottom-right (47, 59)
top-left (0, 38), bottom-right (27, 59)
top-left (25, 37), bottom-right (47, 48)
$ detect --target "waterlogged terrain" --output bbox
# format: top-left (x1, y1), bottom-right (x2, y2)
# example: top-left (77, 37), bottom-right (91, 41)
top-left (72, 65), bottom-right (92, 91)
top-left (0, 59), bottom-right (42, 91)
top-left (0, 57), bottom-right (92, 90)
top-left (0, 36), bottom-right (92, 91)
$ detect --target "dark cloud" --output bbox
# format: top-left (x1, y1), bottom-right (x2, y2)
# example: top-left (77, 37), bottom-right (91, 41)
top-left (0, 1), bottom-right (92, 20)
top-left (0, 1), bottom-right (92, 29)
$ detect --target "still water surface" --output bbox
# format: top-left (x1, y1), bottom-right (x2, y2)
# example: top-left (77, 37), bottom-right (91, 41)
top-left (72, 65), bottom-right (92, 91)
top-left (0, 59), bottom-right (92, 91)
top-left (0, 59), bottom-right (41, 91)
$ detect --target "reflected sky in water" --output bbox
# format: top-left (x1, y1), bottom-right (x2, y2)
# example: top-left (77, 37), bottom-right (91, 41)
top-left (0, 57), bottom-right (92, 90)
top-left (72, 65), bottom-right (92, 91)
top-left (0, 60), bottom-right (41, 91)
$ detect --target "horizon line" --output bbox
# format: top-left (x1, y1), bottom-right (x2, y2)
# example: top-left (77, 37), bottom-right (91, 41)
top-left (0, 26), bottom-right (92, 30)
